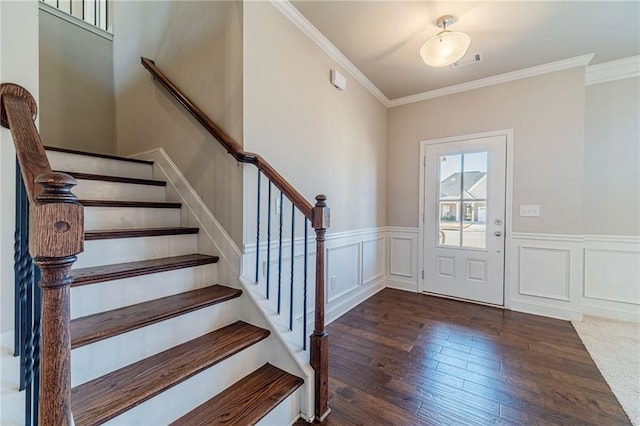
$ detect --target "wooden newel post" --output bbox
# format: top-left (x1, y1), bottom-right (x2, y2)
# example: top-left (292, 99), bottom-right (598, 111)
top-left (311, 194), bottom-right (331, 422)
top-left (30, 172), bottom-right (84, 426)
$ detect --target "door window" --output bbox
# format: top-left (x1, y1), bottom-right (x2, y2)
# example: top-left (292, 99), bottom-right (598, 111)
top-left (437, 151), bottom-right (488, 249)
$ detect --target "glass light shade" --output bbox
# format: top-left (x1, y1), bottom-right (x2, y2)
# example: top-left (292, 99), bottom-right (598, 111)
top-left (420, 30), bottom-right (471, 67)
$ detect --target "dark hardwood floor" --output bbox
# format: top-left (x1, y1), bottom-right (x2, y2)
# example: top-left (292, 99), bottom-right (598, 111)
top-left (296, 289), bottom-right (630, 425)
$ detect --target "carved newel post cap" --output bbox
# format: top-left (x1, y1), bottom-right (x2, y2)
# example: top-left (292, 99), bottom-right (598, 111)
top-left (30, 171), bottom-right (83, 258)
top-left (35, 172), bottom-right (78, 203)
top-left (315, 194), bottom-right (327, 207)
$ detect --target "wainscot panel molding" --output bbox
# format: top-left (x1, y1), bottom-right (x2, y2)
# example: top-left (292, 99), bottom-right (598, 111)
top-left (326, 242), bottom-right (361, 304)
top-left (386, 227), bottom-right (419, 292)
top-left (509, 233), bottom-right (583, 321)
top-left (518, 246), bottom-right (571, 301)
top-left (242, 227), bottom-right (387, 326)
top-left (582, 235), bottom-right (640, 322)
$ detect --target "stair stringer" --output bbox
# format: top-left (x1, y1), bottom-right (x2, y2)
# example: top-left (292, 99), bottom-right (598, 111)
top-left (128, 147), bottom-right (315, 422)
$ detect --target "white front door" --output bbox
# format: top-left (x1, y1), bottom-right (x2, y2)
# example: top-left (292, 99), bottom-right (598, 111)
top-left (422, 135), bottom-right (507, 305)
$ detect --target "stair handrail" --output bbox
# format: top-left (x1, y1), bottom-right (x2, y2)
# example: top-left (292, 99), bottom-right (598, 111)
top-left (141, 57), bottom-right (330, 422)
top-left (1, 83), bottom-right (83, 425)
top-left (140, 57), bottom-right (313, 218)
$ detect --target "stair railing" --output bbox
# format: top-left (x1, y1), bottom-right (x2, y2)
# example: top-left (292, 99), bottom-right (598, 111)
top-left (141, 57), bottom-right (331, 422)
top-left (1, 83), bottom-right (84, 426)
top-left (40, 0), bottom-right (111, 33)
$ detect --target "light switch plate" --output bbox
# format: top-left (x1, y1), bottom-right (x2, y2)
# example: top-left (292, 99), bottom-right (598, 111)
top-left (520, 204), bottom-right (541, 217)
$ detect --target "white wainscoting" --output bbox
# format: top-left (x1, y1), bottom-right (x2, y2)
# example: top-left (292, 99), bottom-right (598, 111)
top-left (582, 235), bottom-right (640, 322)
top-left (242, 228), bottom-right (387, 326)
top-left (386, 227), bottom-right (419, 292)
top-left (509, 233), bottom-right (584, 320)
top-left (324, 230), bottom-right (386, 323)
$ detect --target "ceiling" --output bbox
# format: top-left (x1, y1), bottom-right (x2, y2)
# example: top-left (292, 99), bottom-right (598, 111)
top-left (290, 1), bottom-right (640, 100)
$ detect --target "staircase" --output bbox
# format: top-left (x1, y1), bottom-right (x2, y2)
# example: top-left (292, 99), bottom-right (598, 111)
top-left (46, 146), bottom-right (304, 425)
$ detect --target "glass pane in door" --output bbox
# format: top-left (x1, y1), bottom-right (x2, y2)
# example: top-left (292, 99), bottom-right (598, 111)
top-left (461, 151), bottom-right (487, 249)
top-left (438, 154), bottom-right (461, 247)
top-left (439, 201), bottom-right (461, 246)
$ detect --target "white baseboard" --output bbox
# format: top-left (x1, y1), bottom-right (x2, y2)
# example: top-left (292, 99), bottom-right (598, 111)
top-left (581, 303), bottom-right (640, 323)
top-left (326, 277), bottom-right (386, 325)
top-left (509, 298), bottom-right (583, 321)
top-left (386, 279), bottom-right (418, 292)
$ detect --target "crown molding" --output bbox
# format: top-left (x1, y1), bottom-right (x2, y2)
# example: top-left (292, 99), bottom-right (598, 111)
top-left (388, 53), bottom-right (595, 107)
top-left (269, 2), bottom-right (614, 108)
top-left (270, 0), bottom-right (392, 107)
top-left (585, 56), bottom-right (640, 86)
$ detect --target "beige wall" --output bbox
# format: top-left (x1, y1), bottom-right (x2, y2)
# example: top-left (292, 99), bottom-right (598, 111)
top-left (584, 77), bottom-right (640, 236)
top-left (0, 1), bottom-right (39, 333)
top-left (243, 2), bottom-right (387, 240)
top-left (387, 67), bottom-right (586, 235)
top-left (39, 8), bottom-right (115, 154)
top-left (112, 1), bottom-right (244, 245)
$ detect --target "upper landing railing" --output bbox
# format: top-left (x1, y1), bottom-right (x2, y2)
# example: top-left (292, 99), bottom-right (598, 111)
top-left (141, 57), bottom-right (331, 422)
top-left (40, 0), bottom-right (111, 33)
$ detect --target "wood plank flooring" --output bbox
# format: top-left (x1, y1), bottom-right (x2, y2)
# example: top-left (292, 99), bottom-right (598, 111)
top-left (297, 289), bottom-right (630, 425)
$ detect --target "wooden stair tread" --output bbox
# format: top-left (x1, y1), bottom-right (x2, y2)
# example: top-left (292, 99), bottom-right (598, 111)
top-left (71, 285), bottom-right (241, 348)
top-left (170, 363), bottom-right (304, 426)
top-left (71, 321), bottom-right (270, 426)
top-left (45, 146), bottom-right (154, 165)
top-left (56, 170), bottom-right (166, 186)
top-left (79, 199), bottom-right (181, 208)
top-left (71, 254), bottom-right (218, 287)
top-left (85, 227), bottom-right (199, 240)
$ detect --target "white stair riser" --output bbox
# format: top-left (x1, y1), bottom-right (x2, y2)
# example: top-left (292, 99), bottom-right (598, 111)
top-left (84, 206), bottom-right (181, 230)
top-left (257, 388), bottom-right (302, 426)
top-left (75, 234), bottom-right (198, 269)
top-left (73, 179), bottom-right (166, 203)
top-left (47, 150), bottom-right (152, 180)
top-left (104, 338), bottom-right (270, 425)
top-left (71, 298), bottom-right (243, 387)
top-left (71, 264), bottom-right (218, 319)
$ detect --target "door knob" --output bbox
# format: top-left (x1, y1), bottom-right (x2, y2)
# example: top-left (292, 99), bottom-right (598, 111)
top-left (494, 231), bottom-right (502, 237)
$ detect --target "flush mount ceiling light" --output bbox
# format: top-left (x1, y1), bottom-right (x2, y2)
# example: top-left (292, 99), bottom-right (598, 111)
top-left (420, 15), bottom-right (471, 68)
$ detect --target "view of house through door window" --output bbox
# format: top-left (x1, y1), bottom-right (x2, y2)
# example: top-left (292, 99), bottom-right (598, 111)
top-left (438, 151), bottom-right (488, 249)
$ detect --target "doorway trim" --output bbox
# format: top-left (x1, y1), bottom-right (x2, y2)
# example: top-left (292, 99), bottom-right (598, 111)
top-left (418, 129), bottom-right (514, 304)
